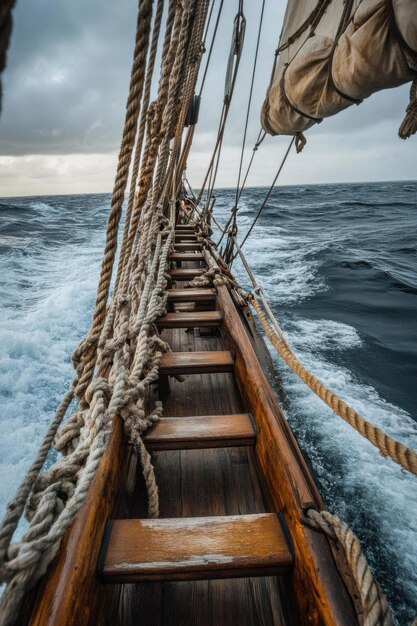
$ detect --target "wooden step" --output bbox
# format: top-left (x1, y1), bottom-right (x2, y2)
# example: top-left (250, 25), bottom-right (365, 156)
top-left (175, 224), bottom-right (194, 230)
top-left (169, 268), bottom-right (204, 280)
top-left (144, 413), bottom-right (255, 450)
top-left (167, 288), bottom-right (216, 302)
top-left (99, 513), bottom-right (293, 583)
top-left (157, 311), bottom-right (222, 329)
top-left (175, 242), bottom-right (202, 251)
top-left (159, 351), bottom-right (233, 375)
top-left (175, 233), bottom-right (198, 241)
top-left (171, 252), bottom-right (204, 261)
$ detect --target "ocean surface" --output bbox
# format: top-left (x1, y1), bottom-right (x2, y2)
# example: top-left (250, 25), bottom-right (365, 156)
top-left (0, 182), bottom-right (416, 621)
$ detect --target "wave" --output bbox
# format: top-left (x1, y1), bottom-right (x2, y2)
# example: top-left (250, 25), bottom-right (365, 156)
top-left (0, 222), bottom-right (104, 535)
top-left (339, 259), bottom-right (417, 294)
top-left (273, 319), bottom-right (417, 620)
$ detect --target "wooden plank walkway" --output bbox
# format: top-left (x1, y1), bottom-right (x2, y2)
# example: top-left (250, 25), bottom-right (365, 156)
top-left (109, 226), bottom-right (289, 626)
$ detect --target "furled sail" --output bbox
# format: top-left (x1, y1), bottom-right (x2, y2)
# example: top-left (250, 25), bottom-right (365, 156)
top-left (261, 0), bottom-right (417, 139)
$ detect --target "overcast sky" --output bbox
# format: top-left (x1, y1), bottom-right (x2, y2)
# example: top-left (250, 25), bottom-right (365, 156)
top-left (0, 0), bottom-right (416, 197)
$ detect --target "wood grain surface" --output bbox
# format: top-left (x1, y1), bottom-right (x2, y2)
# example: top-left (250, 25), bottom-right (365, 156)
top-left (101, 514), bottom-right (293, 582)
top-left (143, 413), bottom-right (255, 450)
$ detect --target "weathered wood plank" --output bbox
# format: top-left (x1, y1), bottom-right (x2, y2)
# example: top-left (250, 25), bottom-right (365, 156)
top-left (171, 252), bottom-right (204, 261)
top-left (126, 324), bottom-right (285, 626)
top-left (175, 224), bottom-right (194, 230)
top-left (169, 268), bottom-right (204, 280)
top-left (159, 351), bottom-right (234, 375)
top-left (174, 242), bottom-right (202, 251)
top-left (100, 514), bottom-right (293, 582)
top-left (157, 311), bottom-right (222, 329)
top-left (167, 288), bottom-right (216, 302)
top-left (143, 413), bottom-right (255, 450)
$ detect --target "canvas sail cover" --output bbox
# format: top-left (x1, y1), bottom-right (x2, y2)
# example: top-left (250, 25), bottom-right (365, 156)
top-left (261, 0), bottom-right (417, 139)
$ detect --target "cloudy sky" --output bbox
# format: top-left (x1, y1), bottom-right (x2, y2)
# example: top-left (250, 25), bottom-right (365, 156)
top-left (0, 0), bottom-right (416, 197)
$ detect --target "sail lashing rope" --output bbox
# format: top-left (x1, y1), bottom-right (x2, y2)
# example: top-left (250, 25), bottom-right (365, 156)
top-left (196, 3), bottom-right (246, 216)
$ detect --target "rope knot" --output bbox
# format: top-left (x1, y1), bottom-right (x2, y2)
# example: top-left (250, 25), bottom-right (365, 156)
top-left (116, 293), bottom-right (131, 308)
top-left (55, 409), bottom-right (85, 455)
top-left (71, 333), bottom-right (98, 367)
top-left (295, 132), bottom-right (306, 153)
top-left (399, 78), bottom-right (417, 139)
top-left (84, 378), bottom-right (112, 405)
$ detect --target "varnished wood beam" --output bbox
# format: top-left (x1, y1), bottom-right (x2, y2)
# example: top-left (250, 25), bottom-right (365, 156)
top-left (144, 413), bottom-right (255, 450)
top-left (99, 514), bottom-right (293, 582)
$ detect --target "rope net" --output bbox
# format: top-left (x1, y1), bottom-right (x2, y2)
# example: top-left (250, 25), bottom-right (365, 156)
top-left (0, 1), bottom-right (209, 623)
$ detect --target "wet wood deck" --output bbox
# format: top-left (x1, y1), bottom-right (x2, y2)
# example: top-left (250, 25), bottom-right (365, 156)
top-left (110, 254), bottom-right (289, 625)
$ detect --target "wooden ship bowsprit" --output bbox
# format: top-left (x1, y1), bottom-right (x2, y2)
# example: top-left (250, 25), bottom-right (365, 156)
top-left (0, 1), bottom-right (416, 625)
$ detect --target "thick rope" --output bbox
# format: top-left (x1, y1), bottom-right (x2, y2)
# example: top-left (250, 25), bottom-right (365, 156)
top-left (120, 0), bottom-right (179, 285)
top-left (249, 295), bottom-right (417, 477)
top-left (161, 0), bottom-right (210, 202)
top-left (72, 0), bottom-right (154, 403)
top-left (115, 0), bottom-right (165, 290)
top-left (306, 509), bottom-right (394, 626)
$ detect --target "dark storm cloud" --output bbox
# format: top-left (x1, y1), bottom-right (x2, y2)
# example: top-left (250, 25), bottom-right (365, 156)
top-left (0, 0), bottom-right (138, 154)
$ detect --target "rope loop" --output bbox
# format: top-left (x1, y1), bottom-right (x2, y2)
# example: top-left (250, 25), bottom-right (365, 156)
top-left (306, 509), bottom-right (394, 626)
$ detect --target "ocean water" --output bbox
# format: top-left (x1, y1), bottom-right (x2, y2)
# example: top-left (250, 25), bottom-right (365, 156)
top-left (0, 182), bottom-right (416, 621)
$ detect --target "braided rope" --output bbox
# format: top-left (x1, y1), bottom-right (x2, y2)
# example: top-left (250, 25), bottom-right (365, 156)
top-left (249, 296), bottom-right (417, 476)
top-left (163, 0), bottom-right (210, 196)
top-left (115, 0), bottom-right (165, 290)
top-left (154, 0), bottom-right (197, 200)
top-left (306, 510), bottom-right (394, 626)
top-left (72, 0), bottom-right (154, 403)
top-left (119, 0), bottom-right (179, 290)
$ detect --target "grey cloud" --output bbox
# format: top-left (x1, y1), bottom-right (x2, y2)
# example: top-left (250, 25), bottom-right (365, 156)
top-left (1, 0), bottom-right (138, 154)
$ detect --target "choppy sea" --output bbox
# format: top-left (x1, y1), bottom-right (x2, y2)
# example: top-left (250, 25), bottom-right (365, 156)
top-left (0, 181), bottom-right (416, 622)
